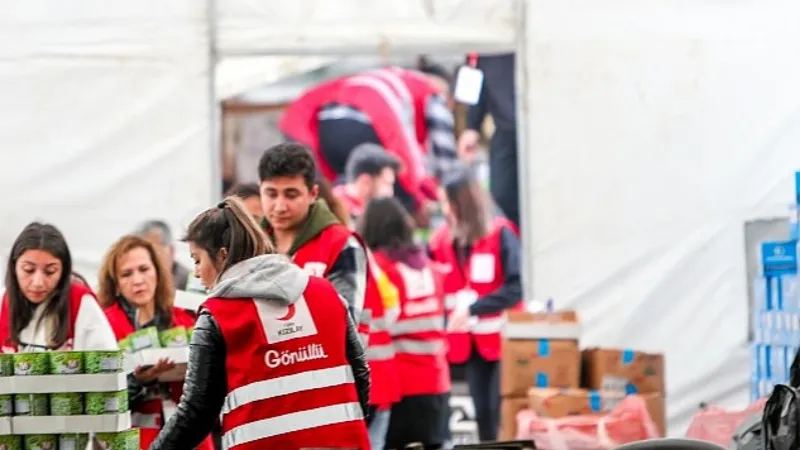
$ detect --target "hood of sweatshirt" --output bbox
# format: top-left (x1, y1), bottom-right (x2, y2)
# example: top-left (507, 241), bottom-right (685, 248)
top-left (208, 254), bottom-right (308, 304)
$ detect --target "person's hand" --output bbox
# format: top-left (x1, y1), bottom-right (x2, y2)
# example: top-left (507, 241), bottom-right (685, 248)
top-left (133, 358), bottom-right (176, 384)
top-left (447, 307), bottom-right (471, 332)
top-left (457, 129), bottom-right (481, 162)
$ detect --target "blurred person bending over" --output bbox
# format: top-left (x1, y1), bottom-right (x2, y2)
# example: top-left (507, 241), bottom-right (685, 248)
top-left (150, 197), bottom-right (371, 449)
top-left (360, 197), bottom-right (451, 450)
top-left (332, 143), bottom-right (400, 222)
top-left (279, 65), bottom-right (458, 217)
top-left (134, 220), bottom-right (190, 291)
top-left (457, 53), bottom-right (520, 228)
top-left (427, 166), bottom-right (523, 442)
top-left (259, 143), bottom-right (401, 449)
top-left (97, 236), bottom-right (214, 450)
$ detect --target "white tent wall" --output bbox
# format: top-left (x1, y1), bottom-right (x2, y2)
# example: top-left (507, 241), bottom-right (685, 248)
top-left (521, 0), bottom-right (800, 435)
top-left (215, 0), bottom-right (516, 56)
top-left (0, 2), bottom-right (212, 279)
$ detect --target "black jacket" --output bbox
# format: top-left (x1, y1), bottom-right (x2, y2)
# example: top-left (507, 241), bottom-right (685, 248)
top-left (148, 308), bottom-right (370, 449)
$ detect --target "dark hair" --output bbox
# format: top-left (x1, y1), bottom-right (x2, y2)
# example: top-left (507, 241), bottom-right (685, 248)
top-left (97, 235), bottom-right (174, 327)
top-left (258, 142), bottom-right (317, 190)
top-left (184, 197), bottom-right (274, 277)
top-left (345, 143), bottom-right (400, 183)
top-left (442, 165), bottom-right (491, 244)
top-left (225, 182), bottom-right (260, 200)
top-left (358, 197), bottom-right (416, 252)
top-left (4, 222), bottom-right (73, 348)
top-left (417, 55), bottom-right (452, 85)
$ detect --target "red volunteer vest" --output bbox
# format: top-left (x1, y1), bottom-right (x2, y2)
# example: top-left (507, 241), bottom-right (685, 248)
top-left (103, 302), bottom-right (213, 450)
top-left (428, 218), bottom-right (523, 363)
top-left (292, 224), bottom-right (401, 406)
top-left (373, 251), bottom-right (451, 397)
top-left (0, 283), bottom-right (88, 352)
top-left (202, 276), bottom-right (370, 450)
top-left (386, 67), bottom-right (441, 150)
top-left (279, 72), bottom-right (435, 207)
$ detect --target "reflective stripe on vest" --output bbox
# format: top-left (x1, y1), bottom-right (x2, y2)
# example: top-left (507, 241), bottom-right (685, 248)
top-left (471, 315), bottom-right (506, 334)
top-left (389, 316), bottom-right (444, 336)
top-left (131, 412), bottom-right (160, 429)
top-left (366, 344), bottom-right (395, 361)
top-left (222, 402), bottom-right (364, 449)
top-left (221, 365), bottom-right (355, 417)
top-left (358, 310), bottom-right (372, 347)
top-left (393, 339), bottom-right (444, 355)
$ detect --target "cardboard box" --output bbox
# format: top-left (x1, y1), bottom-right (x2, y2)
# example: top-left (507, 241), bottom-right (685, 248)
top-left (0, 372), bottom-right (126, 395)
top-left (499, 396), bottom-right (530, 441)
top-left (500, 310), bottom-right (582, 397)
top-left (503, 311), bottom-right (582, 341)
top-left (12, 412), bottom-right (131, 434)
top-left (582, 348), bottom-right (665, 394)
top-left (528, 388), bottom-right (665, 436)
top-left (124, 347), bottom-right (188, 381)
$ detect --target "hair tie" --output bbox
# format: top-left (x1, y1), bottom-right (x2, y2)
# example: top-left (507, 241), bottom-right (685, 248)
top-left (217, 201), bottom-right (226, 209)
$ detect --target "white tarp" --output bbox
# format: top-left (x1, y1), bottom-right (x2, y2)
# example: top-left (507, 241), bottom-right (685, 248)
top-left (215, 0), bottom-right (516, 56)
top-left (521, 0), bottom-right (800, 434)
top-left (215, 56), bottom-right (334, 100)
top-left (0, 1), bottom-right (212, 278)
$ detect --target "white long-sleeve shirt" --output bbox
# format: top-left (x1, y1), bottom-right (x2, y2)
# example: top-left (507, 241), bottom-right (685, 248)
top-left (17, 294), bottom-right (118, 352)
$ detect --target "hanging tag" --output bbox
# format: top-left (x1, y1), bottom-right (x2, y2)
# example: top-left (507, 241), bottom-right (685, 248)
top-left (454, 65), bottom-right (484, 105)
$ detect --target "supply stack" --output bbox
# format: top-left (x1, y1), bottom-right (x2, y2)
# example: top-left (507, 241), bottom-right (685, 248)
top-left (0, 349), bottom-right (138, 449)
top-left (750, 171), bottom-right (800, 400)
top-left (499, 309), bottom-right (666, 440)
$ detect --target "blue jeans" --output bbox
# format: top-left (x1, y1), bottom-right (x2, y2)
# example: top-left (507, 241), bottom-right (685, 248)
top-left (368, 408), bottom-right (391, 450)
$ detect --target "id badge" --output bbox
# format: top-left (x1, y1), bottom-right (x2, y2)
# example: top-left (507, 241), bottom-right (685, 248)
top-left (454, 65), bottom-right (484, 105)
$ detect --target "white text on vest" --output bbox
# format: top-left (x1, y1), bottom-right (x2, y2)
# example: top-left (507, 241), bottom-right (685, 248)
top-left (265, 344), bottom-right (329, 368)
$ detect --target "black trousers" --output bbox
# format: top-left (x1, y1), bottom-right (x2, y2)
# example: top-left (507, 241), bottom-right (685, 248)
top-left (317, 117), bottom-right (416, 213)
top-left (385, 393), bottom-right (449, 450)
top-left (489, 128), bottom-right (520, 228)
top-left (466, 350), bottom-right (501, 442)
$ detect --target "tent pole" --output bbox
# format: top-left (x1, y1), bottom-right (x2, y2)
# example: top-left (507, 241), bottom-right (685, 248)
top-left (514, 0), bottom-right (536, 304)
top-left (207, 0), bottom-right (222, 202)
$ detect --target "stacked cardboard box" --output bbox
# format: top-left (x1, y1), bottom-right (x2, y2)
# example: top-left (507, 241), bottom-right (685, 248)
top-left (498, 311), bottom-right (582, 440)
top-left (525, 349), bottom-right (666, 437)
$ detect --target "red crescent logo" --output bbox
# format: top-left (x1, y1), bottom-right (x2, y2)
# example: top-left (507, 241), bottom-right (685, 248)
top-left (276, 303), bottom-right (296, 321)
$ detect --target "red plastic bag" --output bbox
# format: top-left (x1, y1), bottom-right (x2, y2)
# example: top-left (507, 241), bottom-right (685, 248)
top-left (684, 398), bottom-right (766, 446)
top-left (516, 395), bottom-right (660, 450)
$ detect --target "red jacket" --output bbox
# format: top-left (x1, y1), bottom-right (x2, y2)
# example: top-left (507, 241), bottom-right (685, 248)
top-left (202, 277), bottom-right (370, 450)
top-left (428, 218), bottom-right (523, 363)
top-left (373, 251), bottom-right (451, 397)
top-left (293, 224), bottom-right (401, 407)
top-left (0, 282), bottom-right (87, 352)
top-left (385, 67), bottom-right (441, 150)
top-left (104, 302), bottom-right (213, 450)
top-left (279, 68), bottom-right (438, 208)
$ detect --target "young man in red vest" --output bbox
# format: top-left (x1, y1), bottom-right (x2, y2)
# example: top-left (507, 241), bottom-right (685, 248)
top-left (258, 142), bottom-right (369, 319)
top-left (332, 143), bottom-right (400, 222)
top-left (258, 143), bottom-right (401, 449)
